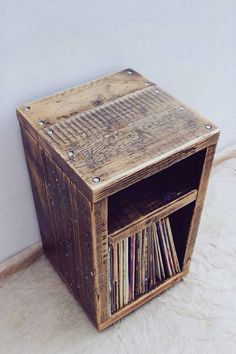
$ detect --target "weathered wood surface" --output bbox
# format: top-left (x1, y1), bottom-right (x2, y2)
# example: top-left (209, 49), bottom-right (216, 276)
top-left (91, 200), bottom-right (110, 324)
top-left (20, 127), bottom-right (53, 253)
top-left (21, 127), bottom-right (102, 324)
top-left (98, 269), bottom-right (188, 331)
top-left (17, 69), bottom-right (220, 330)
top-left (40, 150), bottom-right (101, 323)
top-left (17, 69), bottom-right (219, 202)
top-left (17, 69), bottom-right (153, 140)
top-left (109, 189), bottom-right (197, 244)
top-left (183, 144), bottom-right (217, 270)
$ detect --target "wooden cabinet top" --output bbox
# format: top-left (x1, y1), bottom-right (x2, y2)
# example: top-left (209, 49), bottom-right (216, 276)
top-left (17, 69), bottom-right (219, 202)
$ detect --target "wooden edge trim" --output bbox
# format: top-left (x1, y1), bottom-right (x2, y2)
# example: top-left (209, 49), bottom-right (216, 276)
top-left (94, 132), bottom-right (219, 202)
top-left (91, 199), bottom-right (110, 325)
top-left (183, 144), bottom-right (217, 269)
top-left (0, 241), bottom-right (43, 281)
top-left (108, 189), bottom-right (198, 245)
top-left (98, 269), bottom-right (188, 331)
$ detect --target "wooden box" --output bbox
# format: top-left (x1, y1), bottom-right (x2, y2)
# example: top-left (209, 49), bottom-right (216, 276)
top-left (17, 69), bottom-right (219, 330)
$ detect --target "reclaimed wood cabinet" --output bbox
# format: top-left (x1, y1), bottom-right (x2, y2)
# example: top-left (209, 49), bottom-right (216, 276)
top-left (17, 69), bottom-right (219, 330)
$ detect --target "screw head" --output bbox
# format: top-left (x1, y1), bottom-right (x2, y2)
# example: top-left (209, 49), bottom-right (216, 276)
top-left (205, 124), bottom-right (212, 129)
top-left (24, 106), bottom-right (30, 111)
top-left (67, 151), bottom-right (74, 158)
top-left (155, 88), bottom-right (160, 93)
top-left (38, 120), bottom-right (44, 126)
top-left (92, 176), bottom-right (100, 183)
top-left (127, 70), bottom-right (132, 74)
top-left (144, 81), bottom-right (150, 86)
top-left (47, 129), bottom-right (53, 135)
top-left (180, 106), bottom-right (185, 110)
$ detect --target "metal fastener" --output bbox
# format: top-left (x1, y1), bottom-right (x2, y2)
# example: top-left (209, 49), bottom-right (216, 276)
top-left (47, 129), bottom-right (53, 135)
top-left (180, 106), bottom-right (185, 110)
top-left (144, 81), bottom-right (150, 86)
top-left (38, 120), bottom-right (44, 126)
top-left (24, 106), bottom-right (30, 111)
top-left (155, 88), bottom-right (160, 93)
top-left (67, 151), bottom-right (74, 158)
top-left (127, 70), bottom-right (132, 74)
top-left (205, 124), bottom-right (212, 129)
top-left (92, 176), bottom-right (100, 183)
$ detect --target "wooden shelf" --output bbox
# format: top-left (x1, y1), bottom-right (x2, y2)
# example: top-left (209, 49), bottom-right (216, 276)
top-left (99, 269), bottom-right (188, 331)
top-left (109, 189), bottom-right (197, 243)
top-left (108, 149), bottom-right (205, 235)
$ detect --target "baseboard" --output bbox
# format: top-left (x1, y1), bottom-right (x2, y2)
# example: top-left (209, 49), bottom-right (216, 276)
top-left (214, 145), bottom-right (236, 166)
top-left (0, 241), bottom-right (43, 280)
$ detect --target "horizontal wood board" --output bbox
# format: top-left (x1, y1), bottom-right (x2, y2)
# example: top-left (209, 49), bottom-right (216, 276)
top-left (17, 69), bottom-right (219, 202)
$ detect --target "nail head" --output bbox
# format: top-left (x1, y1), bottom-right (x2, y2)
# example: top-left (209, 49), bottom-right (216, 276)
top-left (205, 124), bottom-right (212, 129)
top-left (47, 129), bottom-right (53, 135)
top-left (24, 106), bottom-right (30, 111)
top-left (92, 176), bottom-right (100, 183)
top-left (67, 151), bottom-right (74, 158)
top-left (38, 120), bottom-right (44, 126)
top-left (127, 70), bottom-right (132, 74)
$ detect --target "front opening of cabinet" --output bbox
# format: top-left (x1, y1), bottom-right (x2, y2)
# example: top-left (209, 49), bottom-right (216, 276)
top-left (108, 201), bottom-right (195, 314)
top-left (108, 149), bottom-right (206, 235)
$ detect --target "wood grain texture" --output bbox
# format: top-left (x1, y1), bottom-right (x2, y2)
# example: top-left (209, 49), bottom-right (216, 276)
top-left (109, 189), bottom-right (197, 245)
top-left (17, 69), bottom-right (220, 330)
top-left (108, 148), bottom-right (205, 234)
top-left (183, 144), bottom-right (217, 270)
top-left (91, 200), bottom-right (109, 324)
top-left (20, 127), bottom-right (53, 255)
top-left (17, 68), bottom-right (219, 202)
top-left (98, 269), bottom-right (189, 331)
top-left (17, 69), bottom-right (153, 140)
top-left (20, 127), bottom-right (99, 325)
top-left (40, 150), bottom-right (98, 323)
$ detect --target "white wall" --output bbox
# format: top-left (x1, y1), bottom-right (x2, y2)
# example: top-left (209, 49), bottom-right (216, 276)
top-left (1, 0), bottom-right (236, 262)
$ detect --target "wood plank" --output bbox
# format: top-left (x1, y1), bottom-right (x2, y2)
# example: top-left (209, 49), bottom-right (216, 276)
top-left (17, 69), bottom-right (219, 203)
top-left (40, 151), bottom-right (98, 323)
top-left (37, 89), bottom-right (219, 202)
top-left (108, 148), bottom-right (205, 234)
top-left (109, 189), bottom-right (197, 244)
top-left (98, 270), bottom-right (188, 331)
top-left (16, 69), bottom-right (153, 140)
top-left (20, 127), bottom-right (54, 260)
top-left (183, 144), bottom-right (217, 270)
top-left (91, 199), bottom-right (110, 324)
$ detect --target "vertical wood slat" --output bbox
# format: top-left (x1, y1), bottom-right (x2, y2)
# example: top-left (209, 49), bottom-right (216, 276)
top-left (40, 150), bottom-right (99, 323)
top-left (91, 200), bottom-right (109, 324)
top-left (20, 127), bottom-right (54, 262)
top-left (20, 127), bottom-right (100, 324)
top-left (183, 145), bottom-right (217, 270)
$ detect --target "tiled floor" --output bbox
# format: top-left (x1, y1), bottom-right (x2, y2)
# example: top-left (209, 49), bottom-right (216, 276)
top-left (0, 147), bottom-right (236, 354)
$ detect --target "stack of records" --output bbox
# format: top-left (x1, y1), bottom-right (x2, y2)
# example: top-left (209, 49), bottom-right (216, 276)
top-left (109, 217), bottom-right (180, 314)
